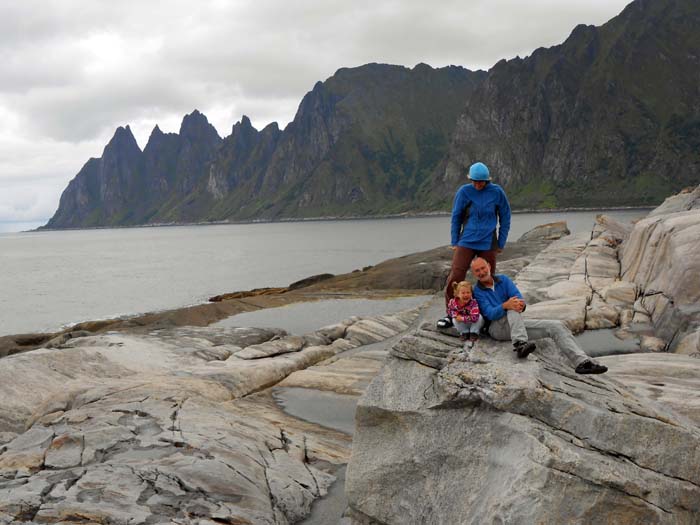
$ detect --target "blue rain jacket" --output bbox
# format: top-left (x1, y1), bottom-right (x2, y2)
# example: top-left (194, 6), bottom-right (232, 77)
top-left (450, 182), bottom-right (511, 250)
top-left (473, 274), bottom-right (523, 321)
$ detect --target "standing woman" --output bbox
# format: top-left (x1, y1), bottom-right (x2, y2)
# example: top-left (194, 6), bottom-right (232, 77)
top-left (437, 162), bottom-right (511, 329)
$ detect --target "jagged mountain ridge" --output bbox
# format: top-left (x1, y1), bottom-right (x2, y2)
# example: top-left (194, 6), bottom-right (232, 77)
top-left (45, 0), bottom-right (700, 229)
top-left (45, 63), bottom-right (481, 228)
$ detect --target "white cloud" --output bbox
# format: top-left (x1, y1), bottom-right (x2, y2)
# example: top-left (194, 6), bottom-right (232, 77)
top-left (0, 0), bottom-right (632, 227)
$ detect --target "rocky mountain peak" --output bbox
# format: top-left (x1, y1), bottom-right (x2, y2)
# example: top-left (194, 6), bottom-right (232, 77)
top-left (412, 62), bottom-right (433, 73)
top-left (104, 125), bottom-right (141, 156)
top-left (230, 115), bottom-right (257, 139)
top-left (143, 124), bottom-right (167, 151)
top-left (261, 122), bottom-right (280, 135)
top-left (238, 115), bottom-right (253, 129)
top-left (43, 0), bottom-right (698, 229)
top-left (179, 110), bottom-right (221, 143)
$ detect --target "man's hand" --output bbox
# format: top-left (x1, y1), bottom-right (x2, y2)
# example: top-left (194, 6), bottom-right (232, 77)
top-left (503, 297), bottom-right (525, 312)
top-left (513, 298), bottom-right (526, 312)
top-left (451, 246), bottom-right (457, 251)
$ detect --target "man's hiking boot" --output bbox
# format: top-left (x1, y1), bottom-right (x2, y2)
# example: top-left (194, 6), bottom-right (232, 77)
top-left (575, 360), bottom-right (608, 374)
top-left (513, 340), bottom-right (536, 358)
top-left (437, 316), bottom-right (453, 329)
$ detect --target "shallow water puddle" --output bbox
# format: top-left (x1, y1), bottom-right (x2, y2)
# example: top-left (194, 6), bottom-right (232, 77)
top-left (575, 328), bottom-right (641, 357)
top-left (271, 387), bottom-right (359, 436)
top-left (272, 386), bottom-right (359, 524)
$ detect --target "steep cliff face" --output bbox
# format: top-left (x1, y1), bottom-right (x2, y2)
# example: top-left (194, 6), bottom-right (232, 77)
top-left (46, 112), bottom-right (222, 227)
top-left (177, 63), bottom-right (483, 222)
top-left (44, 64), bottom-right (482, 227)
top-left (45, 126), bottom-right (144, 228)
top-left (151, 110), bottom-right (222, 222)
top-left (445, 0), bottom-right (700, 209)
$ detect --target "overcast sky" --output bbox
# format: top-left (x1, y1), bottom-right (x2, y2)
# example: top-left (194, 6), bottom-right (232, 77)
top-left (0, 0), bottom-right (632, 230)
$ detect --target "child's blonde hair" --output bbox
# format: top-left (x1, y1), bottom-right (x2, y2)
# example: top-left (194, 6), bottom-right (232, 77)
top-left (452, 280), bottom-right (473, 295)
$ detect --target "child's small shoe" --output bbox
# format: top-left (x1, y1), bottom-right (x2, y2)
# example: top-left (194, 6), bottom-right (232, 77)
top-left (459, 333), bottom-right (469, 341)
top-left (469, 333), bottom-right (479, 343)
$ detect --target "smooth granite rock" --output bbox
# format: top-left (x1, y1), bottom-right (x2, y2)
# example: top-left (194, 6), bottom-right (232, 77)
top-left (621, 185), bottom-right (700, 351)
top-left (523, 296), bottom-right (588, 333)
top-left (601, 281), bottom-right (638, 308)
top-left (515, 233), bottom-right (590, 303)
top-left (591, 214), bottom-right (632, 242)
top-left (346, 329), bottom-right (700, 525)
top-left (517, 221), bottom-right (570, 242)
top-left (586, 296), bottom-right (620, 330)
top-left (599, 353), bottom-right (700, 425)
top-left (0, 307), bottom-right (422, 523)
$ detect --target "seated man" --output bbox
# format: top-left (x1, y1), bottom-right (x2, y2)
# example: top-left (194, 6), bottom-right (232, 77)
top-left (470, 257), bottom-right (607, 374)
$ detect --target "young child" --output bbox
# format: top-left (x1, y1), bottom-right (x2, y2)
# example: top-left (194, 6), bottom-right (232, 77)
top-left (447, 281), bottom-right (484, 347)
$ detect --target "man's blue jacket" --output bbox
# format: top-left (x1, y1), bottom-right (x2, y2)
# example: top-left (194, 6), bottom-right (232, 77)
top-left (450, 182), bottom-right (511, 250)
top-left (473, 274), bottom-right (523, 321)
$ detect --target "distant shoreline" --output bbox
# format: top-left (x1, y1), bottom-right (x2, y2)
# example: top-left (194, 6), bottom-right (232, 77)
top-left (30, 205), bottom-right (654, 233)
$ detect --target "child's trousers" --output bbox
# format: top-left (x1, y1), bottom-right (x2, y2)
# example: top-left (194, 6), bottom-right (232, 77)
top-left (453, 314), bottom-right (485, 335)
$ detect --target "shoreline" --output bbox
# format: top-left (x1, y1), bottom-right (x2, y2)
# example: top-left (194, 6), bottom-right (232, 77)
top-left (29, 205), bottom-right (653, 233)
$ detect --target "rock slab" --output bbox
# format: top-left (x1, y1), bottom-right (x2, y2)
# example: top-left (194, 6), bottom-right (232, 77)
top-left (346, 328), bottom-right (700, 524)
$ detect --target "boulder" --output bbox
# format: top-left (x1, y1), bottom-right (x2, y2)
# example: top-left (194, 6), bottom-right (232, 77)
top-left (602, 281), bottom-right (638, 308)
top-left (586, 296), bottom-right (619, 330)
top-left (346, 331), bottom-right (700, 524)
top-left (675, 331), bottom-right (700, 357)
top-left (523, 296), bottom-right (587, 333)
top-left (591, 214), bottom-right (633, 242)
top-left (544, 280), bottom-right (592, 301)
top-left (516, 221), bottom-right (570, 242)
top-left (621, 188), bottom-right (700, 349)
top-left (640, 335), bottom-right (667, 353)
top-left (236, 335), bottom-right (306, 359)
top-left (515, 233), bottom-right (589, 302)
top-left (647, 185), bottom-right (700, 217)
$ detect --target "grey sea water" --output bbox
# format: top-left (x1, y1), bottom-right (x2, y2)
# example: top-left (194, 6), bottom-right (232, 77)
top-left (0, 210), bottom-right (649, 336)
